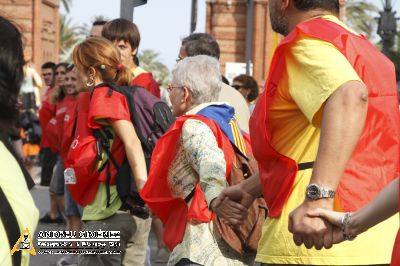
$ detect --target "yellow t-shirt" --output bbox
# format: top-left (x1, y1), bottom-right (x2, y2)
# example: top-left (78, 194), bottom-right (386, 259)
top-left (0, 141), bottom-right (39, 266)
top-left (255, 16), bottom-right (399, 265)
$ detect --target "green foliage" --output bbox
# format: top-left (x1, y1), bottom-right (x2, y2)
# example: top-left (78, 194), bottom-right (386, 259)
top-left (344, 0), bottom-right (379, 39)
top-left (59, 14), bottom-right (80, 62)
top-left (138, 49), bottom-right (170, 86)
top-left (59, 14), bottom-right (111, 62)
top-left (61, 0), bottom-right (73, 13)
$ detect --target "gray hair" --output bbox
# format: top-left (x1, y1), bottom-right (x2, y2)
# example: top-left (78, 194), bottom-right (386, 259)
top-left (172, 55), bottom-right (221, 105)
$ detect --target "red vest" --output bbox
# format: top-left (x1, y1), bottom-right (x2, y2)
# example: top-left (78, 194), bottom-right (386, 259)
top-left (45, 95), bottom-right (77, 153)
top-left (66, 89), bottom-right (129, 206)
top-left (140, 115), bottom-right (235, 251)
top-left (38, 87), bottom-right (56, 148)
top-left (250, 19), bottom-right (400, 218)
top-left (60, 97), bottom-right (78, 161)
top-left (65, 92), bottom-right (100, 205)
top-left (131, 72), bottom-right (161, 98)
top-left (392, 179), bottom-right (400, 266)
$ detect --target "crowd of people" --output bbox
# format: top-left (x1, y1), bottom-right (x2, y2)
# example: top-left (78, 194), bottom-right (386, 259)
top-left (0, 0), bottom-right (399, 266)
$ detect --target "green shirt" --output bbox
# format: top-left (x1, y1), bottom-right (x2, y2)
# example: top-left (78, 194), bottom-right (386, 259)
top-left (0, 141), bottom-right (38, 266)
top-left (82, 183), bottom-right (122, 221)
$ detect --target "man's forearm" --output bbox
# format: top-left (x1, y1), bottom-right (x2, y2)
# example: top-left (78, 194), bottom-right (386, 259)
top-left (241, 172), bottom-right (263, 198)
top-left (310, 81), bottom-right (368, 192)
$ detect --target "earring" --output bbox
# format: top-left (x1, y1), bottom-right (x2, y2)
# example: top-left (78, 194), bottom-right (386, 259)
top-left (86, 76), bottom-right (94, 87)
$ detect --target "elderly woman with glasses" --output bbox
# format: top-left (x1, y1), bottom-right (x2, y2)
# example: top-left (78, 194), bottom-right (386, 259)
top-left (141, 55), bottom-right (253, 266)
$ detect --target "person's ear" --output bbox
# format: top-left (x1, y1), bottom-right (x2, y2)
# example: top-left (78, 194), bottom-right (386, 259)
top-left (132, 47), bottom-right (138, 57)
top-left (182, 86), bottom-right (191, 103)
top-left (281, 0), bottom-right (290, 12)
top-left (87, 67), bottom-right (96, 78)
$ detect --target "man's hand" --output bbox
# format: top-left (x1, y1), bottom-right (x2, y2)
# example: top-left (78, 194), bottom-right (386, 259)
top-left (211, 197), bottom-right (248, 226)
top-left (288, 199), bottom-right (334, 250)
top-left (307, 208), bottom-right (345, 245)
top-left (214, 184), bottom-right (255, 209)
top-left (211, 184), bottom-right (255, 226)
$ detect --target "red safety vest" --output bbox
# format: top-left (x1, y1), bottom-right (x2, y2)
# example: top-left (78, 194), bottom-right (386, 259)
top-left (38, 87), bottom-right (56, 148)
top-left (45, 95), bottom-right (77, 153)
top-left (392, 178), bottom-right (400, 266)
top-left (250, 18), bottom-right (400, 218)
top-left (140, 115), bottom-right (235, 250)
top-left (131, 72), bottom-right (161, 98)
top-left (66, 89), bottom-right (129, 206)
top-left (65, 92), bottom-right (100, 205)
top-left (60, 97), bottom-right (78, 161)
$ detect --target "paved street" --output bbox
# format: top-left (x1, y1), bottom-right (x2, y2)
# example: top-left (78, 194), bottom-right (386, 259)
top-left (29, 167), bottom-right (167, 266)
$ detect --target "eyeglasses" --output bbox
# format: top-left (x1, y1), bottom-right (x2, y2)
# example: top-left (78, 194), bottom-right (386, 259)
top-left (176, 56), bottom-right (184, 63)
top-left (167, 84), bottom-right (184, 93)
top-left (232, 84), bottom-right (243, 90)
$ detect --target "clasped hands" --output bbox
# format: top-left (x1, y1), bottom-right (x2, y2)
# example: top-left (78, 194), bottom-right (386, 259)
top-left (211, 184), bottom-right (255, 226)
top-left (288, 199), bottom-right (347, 250)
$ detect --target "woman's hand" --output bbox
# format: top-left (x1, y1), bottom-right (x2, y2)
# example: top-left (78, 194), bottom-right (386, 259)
top-left (211, 195), bottom-right (249, 226)
top-left (307, 208), bottom-right (346, 245)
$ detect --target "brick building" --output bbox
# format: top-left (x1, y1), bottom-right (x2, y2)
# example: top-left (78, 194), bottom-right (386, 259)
top-left (206, 0), bottom-right (279, 87)
top-left (0, 0), bottom-right (60, 71)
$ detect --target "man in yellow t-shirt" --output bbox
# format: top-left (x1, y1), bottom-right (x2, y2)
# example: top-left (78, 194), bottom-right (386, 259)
top-left (212, 0), bottom-right (399, 265)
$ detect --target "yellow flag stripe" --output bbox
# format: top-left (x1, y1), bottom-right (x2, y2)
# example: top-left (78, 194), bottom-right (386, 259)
top-left (229, 119), bottom-right (247, 155)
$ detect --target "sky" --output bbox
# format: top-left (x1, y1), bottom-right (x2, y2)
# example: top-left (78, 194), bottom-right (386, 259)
top-left (61, 0), bottom-right (206, 70)
top-left (62, 0), bottom-right (398, 70)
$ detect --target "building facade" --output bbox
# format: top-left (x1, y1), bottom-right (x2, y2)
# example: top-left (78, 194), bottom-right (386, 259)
top-left (0, 0), bottom-right (60, 70)
top-left (206, 0), bottom-right (345, 87)
top-left (206, 0), bottom-right (278, 87)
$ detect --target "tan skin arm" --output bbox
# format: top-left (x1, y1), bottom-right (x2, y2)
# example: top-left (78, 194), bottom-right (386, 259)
top-left (214, 81), bottom-right (368, 236)
top-left (110, 119), bottom-right (147, 191)
top-left (288, 80), bottom-right (368, 250)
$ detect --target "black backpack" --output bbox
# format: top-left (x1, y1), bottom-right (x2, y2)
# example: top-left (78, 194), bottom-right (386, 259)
top-left (19, 110), bottom-right (41, 145)
top-left (92, 83), bottom-right (175, 218)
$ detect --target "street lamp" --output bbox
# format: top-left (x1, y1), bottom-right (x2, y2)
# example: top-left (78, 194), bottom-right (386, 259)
top-left (120, 0), bottom-right (148, 21)
top-left (377, 0), bottom-right (398, 56)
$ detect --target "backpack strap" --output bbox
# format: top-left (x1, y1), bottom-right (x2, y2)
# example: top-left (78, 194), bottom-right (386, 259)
top-left (153, 102), bottom-right (175, 133)
top-left (92, 128), bottom-right (120, 208)
top-left (0, 185), bottom-right (21, 266)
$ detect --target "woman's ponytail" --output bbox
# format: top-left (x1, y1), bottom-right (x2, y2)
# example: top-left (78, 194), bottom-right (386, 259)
top-left (115, 65), bottom-right (131, 86)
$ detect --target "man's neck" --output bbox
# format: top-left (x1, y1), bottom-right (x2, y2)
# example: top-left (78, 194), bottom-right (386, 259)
top-left (287, 10), bottom-right (337, 35)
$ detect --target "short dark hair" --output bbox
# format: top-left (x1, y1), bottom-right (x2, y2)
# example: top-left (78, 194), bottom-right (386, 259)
top-left (41, 61), bottom-right (56, 70)
top-left (233, 74), bottom-right (259, 102)
top-left (93, 20), bottom-right (108, 27)
top-left (0, 16), bottom-right (24, 134)
top-left (53, 62), bottom-right (69, 103)
top-left (55, 62), bottom-right (69, 72)
top-left (293, 0), bottom-right (339, 13)
top-left (181, 33), bottom-right (220, 59)
top-left (102, 19), bottom-right (141, 50)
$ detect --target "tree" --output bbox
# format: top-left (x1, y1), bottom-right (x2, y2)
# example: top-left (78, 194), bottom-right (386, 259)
top-left (59, 14), bottom-right (80, 62)
top-left (344, 0), bottom-right (379, 39)
top-left (74, 15), bottom-right (111, 39)
top-left (138, 50), bottom-right (170, 86)
top-left (61, 0), bottom-right (73, 13)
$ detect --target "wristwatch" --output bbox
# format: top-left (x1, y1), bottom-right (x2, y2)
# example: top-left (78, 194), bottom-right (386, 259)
top-left (306, 183), bottom-right (335, 200)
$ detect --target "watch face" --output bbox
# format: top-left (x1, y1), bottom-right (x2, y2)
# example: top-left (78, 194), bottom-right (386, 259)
top-left (306, 184), bottom-right (321, 200)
